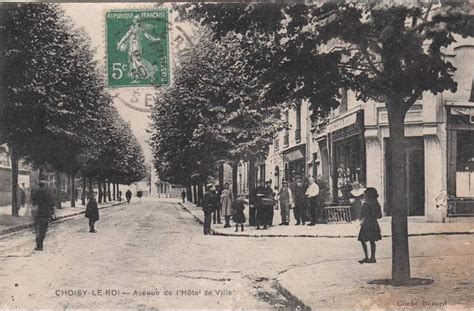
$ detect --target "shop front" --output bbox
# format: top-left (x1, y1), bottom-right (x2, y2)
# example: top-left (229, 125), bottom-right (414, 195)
top-left (446, 104), bottom-right (474, 217)
top-left (327, 110), bottom-right (366, 204)
top-left (282, 144), bottom-right (306, 182)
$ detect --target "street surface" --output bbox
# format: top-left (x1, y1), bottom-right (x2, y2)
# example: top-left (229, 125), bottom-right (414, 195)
top-left (0, 198), bottom-right (473, 309)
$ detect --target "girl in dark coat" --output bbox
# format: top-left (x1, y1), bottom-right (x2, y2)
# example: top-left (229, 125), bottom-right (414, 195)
top-left (358, 187), bottom-right (382, 264)
top-left (85, 194), bottom-right (99, 233)
top-left (233, 195), bottom-right (246, 232)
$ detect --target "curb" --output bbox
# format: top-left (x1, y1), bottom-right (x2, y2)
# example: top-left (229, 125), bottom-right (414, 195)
top-left (178, 202), bottom-right (217, 235)
top-left (274, 280), bottom-right (312, 311)
top-left (178, 203), bottom-right (474, 239)
top-left (0, 201), bottom-right (125, 237)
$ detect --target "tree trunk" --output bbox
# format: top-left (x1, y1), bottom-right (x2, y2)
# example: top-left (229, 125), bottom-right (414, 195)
top-left (98, 179), bottom-right (103, 204)
top-left (103, 181), bottom-right (107, 203)
top-left (81, 174), bottom-right (86, 206)
top-left (88, 178), bottom-right (93, 199)
top-left (232, 162), bottom-right (238, 198)
top-left (387, 103), bottom-right (411, 285)
top-left (107, 182), bottom-right (111, 201)
top-left (186, 184), bottom-right (192, 202)
top-left (248, 157), bottom-right (256, 225)
top-left (113, 182), bottom-right (116, 200)
top-left (116, 184), bottom-right (120, 201)
top-left (55, 171), bottom-right (62, 209)
top-left (219, 162), bottom-right (224, 188)
top-left (70, 173), bottom-right (76, 208)
top-left (10, 146), bottom-right (19, 217)
top-left (193, 184), bottom-right (198, 204)
top-left (197, 182), bottom-right (204, 207)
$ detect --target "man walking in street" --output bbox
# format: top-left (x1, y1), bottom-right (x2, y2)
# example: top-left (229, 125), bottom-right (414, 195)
top-left (181, 189), bottom-right (186, 203)
top-left (278, 181), bottom-right (293, 225)
top-left (32, 175), bottom-right (55, 251)
top-left (305, 177), bottom-right (320, 226)
top-left (293, 177), bottom-right (307, 225)
top-left (203, 184), bottom-right (217, 235)
top-left (125, 189), bottom-right (132, 204)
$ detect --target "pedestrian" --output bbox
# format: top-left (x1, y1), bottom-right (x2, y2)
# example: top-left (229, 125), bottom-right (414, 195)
top-left (220, 183), bottom-right (234, 228)
top-left (213, 185), bottom-right (222, 224)
top-left (262, 181), bottom-right (275, 228)
top-left (19, 183), bottom-right (26, 208)
top-left (350, 183), bottom-right (364, 221)
top-left (292, 177), bottom-right (306, 225)
top-left (278, 181), bottom-right (294, 225)
top-left (253, 179), bottom-right (266, 230)
top-left (85, 192), bottom-right (99, 233)
top-left (202, 184), bottom-right (217, 235)
top-left (305, 177), bottom-right (320, 226)
top-left (358, 187), bottom-right (383, 264)
top-left (125, 189), bottom-right (132, 204)
top-left (31, 175), bottom-right (55, 251)
top-left (233, 194), bottom-right (246, 232)
top-left (181, 189), bottom-right (186, 203)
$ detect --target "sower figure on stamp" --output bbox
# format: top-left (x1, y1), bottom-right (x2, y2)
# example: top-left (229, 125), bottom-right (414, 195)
top-left (31, 174), bottom-right (55, 251)
top-left (202, 184), bottom-right (217, 235)
top-left (85, 192), bottom-right (99, 233)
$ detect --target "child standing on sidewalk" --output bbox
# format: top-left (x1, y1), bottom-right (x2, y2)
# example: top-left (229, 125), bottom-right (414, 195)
top-left (233, 195), bottom-right (246, 232)
top-left (358, 187), bottom-right (382, 264)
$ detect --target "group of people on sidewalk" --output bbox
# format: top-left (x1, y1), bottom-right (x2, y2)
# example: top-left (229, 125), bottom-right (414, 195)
top-left (200, 177), bottom-right (383, 264)
top-left (253, 176), bottom-right (323, 229)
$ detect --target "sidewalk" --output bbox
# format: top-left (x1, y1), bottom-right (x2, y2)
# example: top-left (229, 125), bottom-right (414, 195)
top-left (0, 200), bottom-right (125, 236)
top-left (278, 254), bottom-right (474, 309)
top-left (179, 201), bottom-right (474, 238)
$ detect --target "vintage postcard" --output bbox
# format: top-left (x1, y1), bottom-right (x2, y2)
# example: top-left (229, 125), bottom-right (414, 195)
top-left (0, 1), bottom-right (473, 310)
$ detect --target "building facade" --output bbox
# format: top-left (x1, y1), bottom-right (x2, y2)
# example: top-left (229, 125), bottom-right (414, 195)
top-left (261, 41), bottom-right (474, 223)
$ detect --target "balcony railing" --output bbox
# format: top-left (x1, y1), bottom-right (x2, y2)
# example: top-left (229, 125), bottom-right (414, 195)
top-left (284, 132), bottom-right (289, 147)
top-left (295, 128), bottom-right (301, 143)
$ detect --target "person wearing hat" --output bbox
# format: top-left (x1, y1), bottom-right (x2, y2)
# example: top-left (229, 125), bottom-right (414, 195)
top-left (292, 177), bottom-right (306, 225)
top-left (220, 183), bottom-right (234, 228)
top-left (278, 180), bottom-right (294, 225)
top-left (358, 187), bottom-right (383, 264)
top-left (305, 177), bottom-right (320, 226)
top-left (263, 181), bottom-right (275, 227)
top-left (253, 179), bottom-right (267, 230)
top-left (31, 174), bottom-right (55, 251)
top-left (350, 183), bottom-right (365, 221)
top-left (85, 192), bottom-right (99, 233)
top-left (202, 183), bottom-right (218, 235)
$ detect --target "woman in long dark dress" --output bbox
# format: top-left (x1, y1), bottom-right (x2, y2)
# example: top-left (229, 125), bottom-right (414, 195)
top-left (358, 187), bottom-right (382, 264)
top-left (85, 194), bottom-right (99, 233)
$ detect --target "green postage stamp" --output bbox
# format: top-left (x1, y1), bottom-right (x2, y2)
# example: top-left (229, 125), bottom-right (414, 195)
top-left (106, 9), bottom-right (170, 87)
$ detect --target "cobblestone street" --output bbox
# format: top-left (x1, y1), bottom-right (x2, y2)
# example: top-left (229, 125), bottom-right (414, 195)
top-left (0, 198), bottom-right (473, 309)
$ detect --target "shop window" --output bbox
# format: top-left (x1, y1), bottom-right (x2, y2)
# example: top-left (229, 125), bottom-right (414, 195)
top-left (456, 130), bottom-right (474, 197)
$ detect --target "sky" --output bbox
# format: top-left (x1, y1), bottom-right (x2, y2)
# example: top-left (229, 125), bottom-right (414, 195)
top-left (61, 3), bottom-right (194, 163)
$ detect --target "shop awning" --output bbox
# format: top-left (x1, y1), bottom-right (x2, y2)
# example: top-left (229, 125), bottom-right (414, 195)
top-left (284, 149), bottom-right (305, 162)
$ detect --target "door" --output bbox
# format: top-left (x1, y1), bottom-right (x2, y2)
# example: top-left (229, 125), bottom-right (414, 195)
top-left (406, 149), bottom-right (425, 216)
top-left (385, 137), bottom-right (425, 216)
